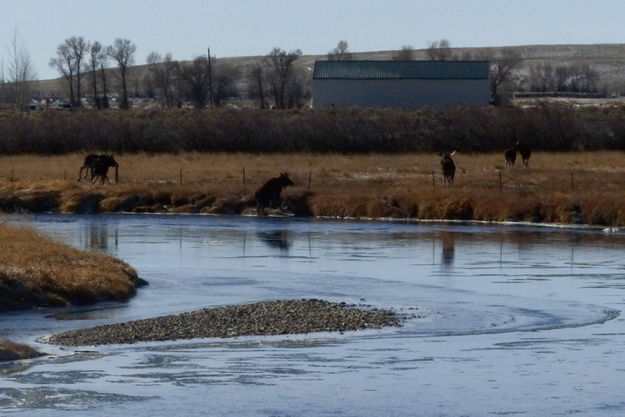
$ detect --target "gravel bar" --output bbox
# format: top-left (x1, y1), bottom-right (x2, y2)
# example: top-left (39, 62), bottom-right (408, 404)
top-left (47, 299), bottom-right (401, 346)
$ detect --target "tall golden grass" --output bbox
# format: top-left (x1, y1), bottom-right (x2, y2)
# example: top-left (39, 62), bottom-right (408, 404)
top-left (0, 223), bottom-right (141, 311)
top-left (1, 151), bottom-right (625, 225)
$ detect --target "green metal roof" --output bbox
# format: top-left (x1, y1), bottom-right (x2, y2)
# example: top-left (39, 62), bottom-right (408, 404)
top-left (313, 60), bottom-right (490, 80)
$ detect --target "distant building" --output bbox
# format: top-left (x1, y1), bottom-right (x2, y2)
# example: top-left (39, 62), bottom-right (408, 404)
top-left (312, 60), bottom-right (490, 109)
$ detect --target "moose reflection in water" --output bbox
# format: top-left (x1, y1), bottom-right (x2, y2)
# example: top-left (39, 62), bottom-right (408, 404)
top-left (256, 230), bottom-right (291, 250)
top-left (440, 232), bottom-right (455, 266)
top-left (254, 173), bottom-right (294, 215)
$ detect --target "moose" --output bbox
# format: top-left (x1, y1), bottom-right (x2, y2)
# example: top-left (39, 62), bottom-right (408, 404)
top-left (78, 154), bottom-right (119, 184)
top-left (504, 147), bottom-right (517, 167)
top-left (440, 151), bottom-right (456, 185)
top-left (254, 172), bottom-right (294, 215)
top-left (77, 154), bottom-right (101, 182)
top-left (517, 142), bottom-right (531, 167)
top-left (504, 141), bottom-right (531, 168)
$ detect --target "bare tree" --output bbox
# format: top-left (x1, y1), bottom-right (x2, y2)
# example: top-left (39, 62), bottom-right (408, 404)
top-left (6, 29), bottom-right (35, 109)
top-left (426, 39), bottom-right (452, 61)
top-left (67, 36), bottom-right (87, 107)
top-left (147, 52), bottom-right (176, 107)
top-left (490, 49), bottom-right (522, 105)
top-left (247, 62), bottom-right (267, 109)
top-left (265, 47), bottom-right (302, 109)
top-left (108, 38), bottom-right (136, 110)
top-left (212, 62), bottom-right (239, 106)
top-left (87, 41), bottom-right (106, 109)
top-left (99, 51), bottom-right (110, 108)
top-left (175, 56), bottom-right (210, 108)
top-left (393, 45), bottom-right (416, 60)
top-left (327, 40), bottom-right (352, 61)
top-left (50, 43), bottom-right (76, 107)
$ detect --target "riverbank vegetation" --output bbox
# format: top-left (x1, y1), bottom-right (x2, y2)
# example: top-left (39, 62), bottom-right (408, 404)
top-left (1, 104), bottom-right (625, 154)
top-left (0, 223), bottom-right (143, 311)
top-left (1, 151), bottom-right (624, 226)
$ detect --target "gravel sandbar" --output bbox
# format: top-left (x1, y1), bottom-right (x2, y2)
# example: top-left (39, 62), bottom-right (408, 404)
top-left (47, 299), bottom-right (401, 346)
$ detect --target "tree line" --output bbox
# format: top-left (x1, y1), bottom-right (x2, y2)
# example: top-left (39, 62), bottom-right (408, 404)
top-left (45, 36), bottom-right (308, 111)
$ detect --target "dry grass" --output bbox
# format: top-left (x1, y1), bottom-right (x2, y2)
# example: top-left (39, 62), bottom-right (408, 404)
top-left (0, 340), bottom-right (43, 362)
top-left (1, 151), bottom-right (625, 225)
top-left (0, 223), bottom-right (141, 311)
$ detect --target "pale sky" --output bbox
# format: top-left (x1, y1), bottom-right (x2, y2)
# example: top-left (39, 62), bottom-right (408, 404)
top-left (2, 0), bottom-right (624, 80)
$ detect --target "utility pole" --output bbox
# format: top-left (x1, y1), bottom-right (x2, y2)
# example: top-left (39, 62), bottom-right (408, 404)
top-left (207, 47), bottom-right (213, 108)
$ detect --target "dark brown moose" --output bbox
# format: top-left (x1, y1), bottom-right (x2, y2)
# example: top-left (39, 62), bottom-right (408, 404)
top-left (504, 147), bottom-right (517, 167)
top-left (77, 154), bottom-right (101, 182)
top-left (80, 154), bottom-right (119, 184)
top-left (440, 151), bottom-right (456, 185)
top-left (254, 173), bottom-right (294, 215)
top-left (517, 142), bottom-right (531, 167)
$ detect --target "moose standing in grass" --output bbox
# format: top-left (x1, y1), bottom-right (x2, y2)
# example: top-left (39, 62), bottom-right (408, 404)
top-left (504, 146), bottom-right (517, 167)
top-left (440, 151), bottom-right (456, 185)
top-left (254, 173), bottom-right (294, 215)
top-left (78, 154), bottom-right (119, 184)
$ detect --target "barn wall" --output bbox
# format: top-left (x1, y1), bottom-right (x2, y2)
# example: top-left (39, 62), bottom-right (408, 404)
top-left (312, 79), bottom-right (490, 109)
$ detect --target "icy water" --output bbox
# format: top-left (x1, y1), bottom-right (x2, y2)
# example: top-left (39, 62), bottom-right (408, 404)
top-left (1, 214), bottom-right (625, 416)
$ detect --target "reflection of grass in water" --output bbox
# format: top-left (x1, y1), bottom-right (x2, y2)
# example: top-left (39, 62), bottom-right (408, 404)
top-left (1, 152), bottom-right (625, 225)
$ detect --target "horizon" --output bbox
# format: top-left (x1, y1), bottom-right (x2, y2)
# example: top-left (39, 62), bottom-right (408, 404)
top-left (3, 0), bottom-right (625, 81)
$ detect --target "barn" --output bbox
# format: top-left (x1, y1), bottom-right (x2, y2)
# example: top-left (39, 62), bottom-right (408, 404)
top-left (312, 60), bottom-right (491, 109)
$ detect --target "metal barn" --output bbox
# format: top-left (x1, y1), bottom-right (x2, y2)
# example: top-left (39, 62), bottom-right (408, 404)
top-left (312, 60), bottom-right (490, 109)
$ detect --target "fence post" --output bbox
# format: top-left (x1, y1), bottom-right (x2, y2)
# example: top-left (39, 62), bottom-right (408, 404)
top-left (498, 169), bottom-right (502, 192)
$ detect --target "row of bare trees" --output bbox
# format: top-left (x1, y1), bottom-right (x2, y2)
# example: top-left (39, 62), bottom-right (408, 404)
top-left (143, 47), bottom-right (306, 110)
top-left (47, 35), bottom-right (308, 110)
top-left (50, 36), bottom-right (136, 110)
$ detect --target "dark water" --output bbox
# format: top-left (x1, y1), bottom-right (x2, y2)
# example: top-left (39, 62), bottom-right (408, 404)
top-left (1, 214), bottom-right (625, 416)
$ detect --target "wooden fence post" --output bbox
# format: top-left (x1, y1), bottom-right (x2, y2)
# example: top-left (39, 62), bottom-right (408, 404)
top-left (498, 169), bottom-right (502, 192)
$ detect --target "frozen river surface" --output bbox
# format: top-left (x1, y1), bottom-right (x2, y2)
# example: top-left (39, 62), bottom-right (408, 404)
top-left (1, 214), bottom-right (625, 416)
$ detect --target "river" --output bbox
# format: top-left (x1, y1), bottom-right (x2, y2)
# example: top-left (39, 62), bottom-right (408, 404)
top-left (1, 214), bottom-right (625, 416)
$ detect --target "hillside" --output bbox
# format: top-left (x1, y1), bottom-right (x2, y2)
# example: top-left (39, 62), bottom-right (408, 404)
top-left (28, 43), bottom-right (625, 99)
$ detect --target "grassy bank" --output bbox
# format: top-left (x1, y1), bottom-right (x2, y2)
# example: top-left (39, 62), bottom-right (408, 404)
top-left (1, 151), bottom-right (625, 226)
top-left (0, 223), bottom-right (144, 311)
top-left (0, 340), bottom-right (43, 362)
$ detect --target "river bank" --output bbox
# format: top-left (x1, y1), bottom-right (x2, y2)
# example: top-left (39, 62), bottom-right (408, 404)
top-left (0, 223), bottom-right (144, 312)
top-left (1, 151), bottom-right (625, 226)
